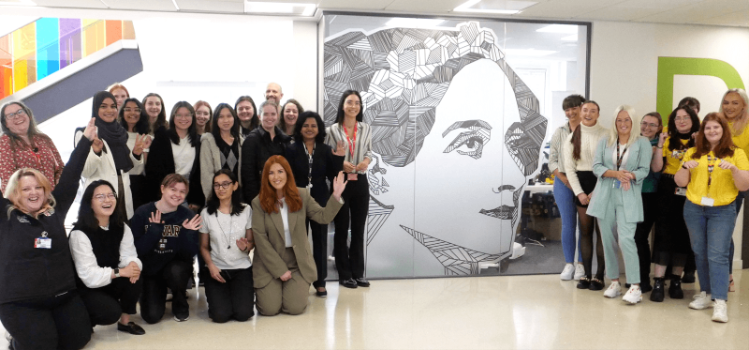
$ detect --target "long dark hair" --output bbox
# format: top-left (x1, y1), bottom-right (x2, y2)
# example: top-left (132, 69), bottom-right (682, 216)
top-left (335, 90), bottom-right (363, 124)
top-left (205, 169), bottom-right (244, 216)
top-left (279, 99), bottom-right (304, 133)
top-left (667, 106), bottom-right (699, 151)
top-left (211, 103), bottom-right (240, 141)
top-left (570, 100), bottom-right (600, 161)
top-left (74, 180), bottom-right (125, 232)
top-left (234, 95), bottom-right (259, 130)
top-left (692, 112), bottom-right (735, 159)
top-left (293, 111), bottom-right (326, 144)
top-left (167, 101), bottom-right (200, 147)
top-left (118, 98), bottom-right (150, 134)
top-left (143, 93), bottom-right (168, 131)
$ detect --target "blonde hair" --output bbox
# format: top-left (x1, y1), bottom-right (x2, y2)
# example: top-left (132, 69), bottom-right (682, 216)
top-left (607, 105), bottom-right (641, 147)
top-left (719, 88), bottom-right (749, 136)
top-left (5, 168), bottom-right (56, 217)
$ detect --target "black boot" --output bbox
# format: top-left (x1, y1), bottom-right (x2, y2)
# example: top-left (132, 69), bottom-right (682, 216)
top-left (669, 275), bottom-right (684, 299)
top-left (682, 270), bottom-right (696, 283)
top-left (650, 277), bottom-right (665, 302)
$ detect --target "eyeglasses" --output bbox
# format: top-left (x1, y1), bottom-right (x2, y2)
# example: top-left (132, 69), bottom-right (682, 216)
top-left (640, 122), bottom-right (659, 128)
top-left (675, 116), bottom-right (691, 121)
top-left (94, 193), bottom-right (117, 202)
top-left (175, 113), bottom-right (192, 119)
top-left (213, 181), bottom-right (233, 190)
top-left (5, 109), bottom-right (27, 120)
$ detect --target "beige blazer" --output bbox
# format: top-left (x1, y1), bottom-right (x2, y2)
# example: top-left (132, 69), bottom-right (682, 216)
top-left (251, 188), bottom-right (342, 288)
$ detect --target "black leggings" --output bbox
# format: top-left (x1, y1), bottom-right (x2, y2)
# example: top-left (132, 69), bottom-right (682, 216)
top-left (575, 171), bottom-right (605, 280)
top-left (79, 277), bottom-right (142, 326)
top-left (634, 192), bottom-right (658, 284)
top-left (0, 291), bottom-right (91, 350)
top-left (140, 259), bottom-right (192, 324)
top-left (333, 174), bottom-right (369, 281)
top-left (203, 267), bottom-right (254, 323)
top-left (653, 176), bottom-right (690, 267)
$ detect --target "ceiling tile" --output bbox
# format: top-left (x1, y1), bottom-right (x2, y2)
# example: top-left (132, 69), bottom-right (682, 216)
top-left (637, 0), bottom-right (749, 24)
top-left (32, 0), bottom-right (107, 8)
top-left (516, 0), bottom-right (622, 19)
top-left (103, 0), bottom-right (178, 11)
top-left (385, 0), bottom-right (474, 12)
top-left (175, 0), bottom-right (244, 12)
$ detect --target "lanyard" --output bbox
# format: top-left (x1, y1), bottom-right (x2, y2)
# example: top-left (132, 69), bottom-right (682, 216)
top-left (304, 142), bottom-right (315, 188)
top-left (707, 155), bottom-right (718, 192)
top-left (343, 123), bottom-right (357, 159)
top-left (616, 137), bottom-right (628, 171)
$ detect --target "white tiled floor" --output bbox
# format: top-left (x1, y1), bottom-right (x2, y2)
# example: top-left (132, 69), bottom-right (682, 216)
top-left (2, 270), bottom-right (746, 349)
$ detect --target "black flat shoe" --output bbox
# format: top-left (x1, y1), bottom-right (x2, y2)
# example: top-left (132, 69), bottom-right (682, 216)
top-left (354, 277), bottom-right (370, 287)
top-left (339, 278), bottom-right (358, 289)
top-left (117, 322), bottom-right (146, 335)
top-left (589, 278), bottom-right (604, 291)
top-left (650, 277), bottom-right (665, 302)
top-left (316, 288), bottom-right (328, 297)
top-left (576, 277), bottom-right (590, 289)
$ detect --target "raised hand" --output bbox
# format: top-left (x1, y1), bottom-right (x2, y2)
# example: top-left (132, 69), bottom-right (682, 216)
top-left (182, 214), bottom-right (203, 231)
top-left (658, 132), bottom-right (668, 148)
top-left (333, 140), bottom-right (346, 157)
top-left (149, 210), bottom-right (163, 224)
top-left (83, 118), bottom-right (97, 141)
top-left (132, 134), bottom-right (151, 156)
top-left (332, 171), bottom-right (347, 201)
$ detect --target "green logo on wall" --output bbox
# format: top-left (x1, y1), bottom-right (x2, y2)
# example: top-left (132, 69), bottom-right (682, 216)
top-left (657, 57), bottom-right (745, 120)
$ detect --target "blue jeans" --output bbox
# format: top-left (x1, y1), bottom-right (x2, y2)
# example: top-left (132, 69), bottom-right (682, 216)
top-left (554, 179), bottom-right (581, 263)
top-left (683, 201), bottom-right (735, 301)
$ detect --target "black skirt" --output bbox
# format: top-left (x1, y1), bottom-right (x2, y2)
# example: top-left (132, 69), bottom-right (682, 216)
top-left (573, 171), bottom-right (597, 207)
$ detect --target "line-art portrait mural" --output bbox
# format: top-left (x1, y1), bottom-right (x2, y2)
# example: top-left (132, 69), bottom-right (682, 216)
top-left (323, 19), bottom-right (548, 277)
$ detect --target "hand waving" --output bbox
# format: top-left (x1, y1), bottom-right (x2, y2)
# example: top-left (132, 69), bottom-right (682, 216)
top-left (83, 118), bottom-right (97, 141)
top-left (333, 140), bottom-right (346, 157)
top-left (182, 214), bottom-right (203, 231)
top-left (332, 171), bottom-right (347, 201)
top-left (148, 210), bottom-right (163, 224)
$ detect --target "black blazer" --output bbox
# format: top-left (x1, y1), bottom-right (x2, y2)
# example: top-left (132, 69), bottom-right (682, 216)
top-left (144, 127), bottom-right (204, 206)
top-left (286, 141), bottom-right (344, 205)
top-left (241, 126), bottom-right (290, 203)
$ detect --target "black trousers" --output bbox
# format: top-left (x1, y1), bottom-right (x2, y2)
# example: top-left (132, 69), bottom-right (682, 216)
top-left (634, 192), bottom-right (658, 284)
top-left (310, 219), bottom-right (329, 288)
top-left (202, 267), bottom-right (254, 323)
top-left (653, 176), bottom-right (691, 266)
top-left (0, 290), bottom-right (91, 350)
top-left (333, 174), bottom-right (369, 280)
top-left (79, 277), bottom-right (142, 326)
top-left (140, 259), bottom-right (192, 324)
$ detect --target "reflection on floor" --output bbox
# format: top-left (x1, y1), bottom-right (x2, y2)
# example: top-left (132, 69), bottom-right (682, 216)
top-left (1, 270), bottom-right (746, 349)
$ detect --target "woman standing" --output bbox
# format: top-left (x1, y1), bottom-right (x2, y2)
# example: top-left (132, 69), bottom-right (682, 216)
top-left (200, 170), bottom-right (254, 323)
top-left (588, 106), bottom-right (652, 304)
top-left (69, 180), bottom-right (145, 335)
top-left (143, 93), bottom-right (168, 134)
top-left (563, 101), bottom-right (607, 291)
top-left (0, 118), bottom-right (95, 350)
top-left (325, 90), bottom-right (373, 289)
top-left (145, 101), bottom-right (204, 211)
top-left (549, 94), bottom-right (585, 281)
top-left (0, 101), bottom-right (65, 191)
top-left (286, 112), bottom-right (345, 296)
top-left (119, 98), bottom-right (151, 210)
top-left (82, 91), bottom-right (150, 220)
top-left (252, 156), bottom-right (345, 315)
top-left (200, 103), bottom-right (242, 201)
top-left (675, 113), bottom-right (749, 323)
top-left (632, 112), bottom-right (663, 293)
top-left (109, 83), bottom-right (129, 110)
top-left (235, 96), bottom-right (259, 140)
top-left (241, 100), bottom-right (291, 203)
top-left (279, 99), bottom-right (303, 139)
top-left (650, 106), bottom-right (700, 302)
top-left (194, 100), bottom-right (212, 136)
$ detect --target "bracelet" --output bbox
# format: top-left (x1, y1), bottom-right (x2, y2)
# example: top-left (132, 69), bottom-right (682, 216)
top-left (681, 164), bottom-right (687, 170)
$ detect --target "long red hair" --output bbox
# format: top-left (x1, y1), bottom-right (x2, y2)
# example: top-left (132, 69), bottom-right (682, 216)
top-left (259, 155), bottom-right (302, 214)
top-left (692, 112), bottom-right (736, 159)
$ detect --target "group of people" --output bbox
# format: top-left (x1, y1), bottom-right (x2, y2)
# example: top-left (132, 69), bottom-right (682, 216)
top-left (549, 89), bottom-right (749, 324)
top-left (0, 82), bottom-right (373, 349)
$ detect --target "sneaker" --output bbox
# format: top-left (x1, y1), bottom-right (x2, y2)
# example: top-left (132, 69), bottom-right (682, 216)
top-left (603, 281), bottom-right (621, 298)
top-left (711, 300), bottom-right (728, 323)
top-left (574, 264), bottom-right (585, 281)
top-left (689, 291), bottom-right (713, 310)
top-left (622, 285), bottom-right (642, 304)
top-left (560, 264), bottom-right (575, 280)
top-left (173, 315), bottom-right (189, 322)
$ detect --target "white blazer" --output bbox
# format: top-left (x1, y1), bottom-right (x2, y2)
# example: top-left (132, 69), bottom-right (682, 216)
top-left (81, 139), bottom-right (141, 218)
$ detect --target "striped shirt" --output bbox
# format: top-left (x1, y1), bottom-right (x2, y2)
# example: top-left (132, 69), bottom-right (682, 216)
top-left (325, 122), bottom-right (373, 174)
top-left (548, 123), bottom-right (573, 174)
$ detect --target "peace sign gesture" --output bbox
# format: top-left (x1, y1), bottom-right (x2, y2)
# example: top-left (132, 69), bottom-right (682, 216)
top-left (132, 134), bottom-right (152, 156)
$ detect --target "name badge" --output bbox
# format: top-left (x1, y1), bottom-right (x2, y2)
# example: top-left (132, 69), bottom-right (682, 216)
top-left (700, 197), bottom-right (715, 207)
top-left (35, 237), bottom-right (52, 249)
top-left (674, 187), bottom-right (687, 196)
top-left (347, 173), bottom-right (358, 181)
top-left (613, 180), bottom-right (621, 189)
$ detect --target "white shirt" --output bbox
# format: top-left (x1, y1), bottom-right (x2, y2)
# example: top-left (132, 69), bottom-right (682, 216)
top-left (69, 224), bottom-right (142, 289)
top-left (171, 136), bottom-right (195, 178)
top-left (611, 143), bottom-right (631, 170)
top-left (279, 198), bottom-right (292, 248)
top-left (200, 204), bottom-right (253, 270)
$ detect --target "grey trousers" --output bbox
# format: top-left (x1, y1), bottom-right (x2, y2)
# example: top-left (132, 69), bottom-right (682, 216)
top-left (597, 189), bottom-right (640, 284)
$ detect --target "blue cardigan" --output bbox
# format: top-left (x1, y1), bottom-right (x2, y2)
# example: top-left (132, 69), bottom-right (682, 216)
top-left (587, 136), bottom-right (652, 223)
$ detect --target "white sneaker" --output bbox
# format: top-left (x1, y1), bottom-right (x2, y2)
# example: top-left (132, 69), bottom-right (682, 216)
top-left (622, 285), bottom-right (642, 304)
top-left (560, 264), bottom-right (575, 280)
top-left (689, 291), bottom-right (713, 310)
top-left (604, 281), bottom-right (621, 298)
top-left (711, 300), bottom-right (728, 323)
top-left (574, 263), bottom-right (585, 281)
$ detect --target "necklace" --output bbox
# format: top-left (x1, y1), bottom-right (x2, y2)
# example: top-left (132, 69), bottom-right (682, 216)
top-left (216, 211), bottom-right (234, 249)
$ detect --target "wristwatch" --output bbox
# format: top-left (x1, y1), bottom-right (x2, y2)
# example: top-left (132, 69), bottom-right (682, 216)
top-left (114, 268), bottom-right (120, 278)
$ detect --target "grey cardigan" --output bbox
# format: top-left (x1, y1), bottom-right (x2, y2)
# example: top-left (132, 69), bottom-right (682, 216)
top-left (587, 136), bottom-right (652, 223)
top-left (200, 133), bottom-right (242, 200)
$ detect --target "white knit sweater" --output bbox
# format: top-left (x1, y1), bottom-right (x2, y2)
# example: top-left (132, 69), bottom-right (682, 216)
top-left (563, 122), bottom-right (607, 196)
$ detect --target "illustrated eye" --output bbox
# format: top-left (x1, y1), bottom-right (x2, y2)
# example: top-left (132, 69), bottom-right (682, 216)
top-left (444, 133), bottom-right (487, 159)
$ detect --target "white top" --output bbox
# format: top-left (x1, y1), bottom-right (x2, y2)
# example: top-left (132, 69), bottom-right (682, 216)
top-left (69, 225), bottom-right (143, 289)
top-left (200, 204), bottom-right (253, 270)
top-left (611, 143), bottom-right (631, 170)
top-left (563, 122), bottom-right (607, 196)
top-left (126, 132), bottom-right (151, 175)
top-left (171, 136), bottom-right (195, 178)
top-left (279, 198), bottom-right (292, 248)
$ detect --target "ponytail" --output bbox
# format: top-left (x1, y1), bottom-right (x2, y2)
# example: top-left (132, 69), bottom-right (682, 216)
top-left (570, 125), bottom-right (582, 161)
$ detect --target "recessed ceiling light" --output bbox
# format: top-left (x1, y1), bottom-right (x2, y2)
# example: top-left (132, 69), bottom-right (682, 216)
top-left (0, 0), bottom-right (36, 6)
top-left (244, 1), bottom-right (316, 16)
top-left (536, 25), bottom-right (578, 34)
top-left (386, 18), bottom-right (445, 28)
top-left (503, 48), bottom-right (556, 57)
top-left (454, 0), bottom-right (536, 15)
